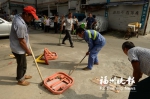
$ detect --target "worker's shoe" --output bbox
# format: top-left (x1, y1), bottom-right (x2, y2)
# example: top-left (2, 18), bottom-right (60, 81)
top-left (17, 80), bottom-right (30, 86)
top-left (62, 42), bottom-right (66, 45)
top-left (82, 67), bottom-right (91, 71)
top-left (70, 45), bottom-right (74, 48)
top-left (94, 63), bottom-right (99, 65)
top-left (25, 75), bottom-right (32, 79)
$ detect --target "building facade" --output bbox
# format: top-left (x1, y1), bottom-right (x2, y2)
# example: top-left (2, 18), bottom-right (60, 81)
top-left (1, 0), bottom-right (150, 35)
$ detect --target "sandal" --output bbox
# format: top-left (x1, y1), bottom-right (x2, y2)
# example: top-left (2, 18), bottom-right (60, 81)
top-left (17, 80), bottom-right (30, 86)
top-left (25, 75), bottom-right (32, 79)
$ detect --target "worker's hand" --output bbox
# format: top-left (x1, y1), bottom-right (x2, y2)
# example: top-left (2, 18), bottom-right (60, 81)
top-left (27, 50), bottom-right (32, 56)
top-left (86, 51), bottom-right (90, 55)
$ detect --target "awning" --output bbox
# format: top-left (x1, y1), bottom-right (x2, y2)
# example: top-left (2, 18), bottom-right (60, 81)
top-left (81, 2), bottom-right (106, 6)
top-left (106, 2), bottom-right (119, 7)
top-left (105, 0), bottom-right (148, 7)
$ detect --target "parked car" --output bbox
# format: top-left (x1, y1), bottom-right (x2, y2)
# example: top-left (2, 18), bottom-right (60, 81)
top-left (0, 18), bottom-right (12, 37)
top-left (78, 16), bottom-right (108, 32)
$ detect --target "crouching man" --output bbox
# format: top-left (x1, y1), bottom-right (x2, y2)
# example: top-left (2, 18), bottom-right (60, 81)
top-left (76, 28), bottom-right (106, 70)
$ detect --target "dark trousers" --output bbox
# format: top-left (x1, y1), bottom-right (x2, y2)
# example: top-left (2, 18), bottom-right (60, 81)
top-left (54, 22), bottom-right (58, 33)
top-left (42, 23), bottom-right (44, 30)
top-left (74, 24), bottom-right (77, 30)
top-left (128, 76), bottom-right (150, 99)
top-left (12, 52), bottom-right (27, 81)
top-left (45, 26), bottom-right (49, 32)
top-left (87, 25), bottom-right (92, 29)
top-left (62, 30), bottom-right (73, 46)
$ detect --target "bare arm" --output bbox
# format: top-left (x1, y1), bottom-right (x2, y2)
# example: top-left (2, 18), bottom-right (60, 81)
top-left (131, 61), bottom-right (143, 84)
top-left (61, 20), bottom-right (65, 31)
top-left (19, 38), bottom-right (31, 55)
top-left (72, 24), bottom-right (74, 31)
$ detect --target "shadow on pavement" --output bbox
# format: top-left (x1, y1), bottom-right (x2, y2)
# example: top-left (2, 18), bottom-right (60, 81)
top-left (60, 89), bottom-right (109, 99)
top-left (35, 61), bottom-right (85, 71)
top-left (0, 76), bottom-right (16, 85)
top-left (33, 43), bottom-right (59, 46)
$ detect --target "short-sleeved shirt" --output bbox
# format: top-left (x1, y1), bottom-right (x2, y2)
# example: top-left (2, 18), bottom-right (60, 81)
top-left (65, 18), bottom-right (73, 30)
top-left (73, 18), bottom-right (78, 24)
top-left (128, 47), bottom-right (150, 76)
top-left (9, 14), bottom-right (29, 54)
top-left (86, 17), bottom-right (95, 26)
top-left (83, 30), bottom-right (106, 51)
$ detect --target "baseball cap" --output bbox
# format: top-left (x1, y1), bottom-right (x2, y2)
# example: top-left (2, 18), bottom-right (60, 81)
top-left (23, 6), bottom-right (38, 20)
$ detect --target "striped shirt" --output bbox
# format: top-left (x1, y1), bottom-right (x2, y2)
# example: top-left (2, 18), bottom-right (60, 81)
top-left (128, 47), bottom-right (150, 76)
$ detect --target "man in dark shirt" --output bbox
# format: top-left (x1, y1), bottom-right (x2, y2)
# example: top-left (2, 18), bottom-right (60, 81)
top-left (86, 13), bottom-right (96, 29)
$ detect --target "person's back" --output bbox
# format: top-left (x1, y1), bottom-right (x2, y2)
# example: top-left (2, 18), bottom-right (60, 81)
top-left (84, 30), bottom-right (105, 46)
top-left (128, 46), bottom-right (150, 76)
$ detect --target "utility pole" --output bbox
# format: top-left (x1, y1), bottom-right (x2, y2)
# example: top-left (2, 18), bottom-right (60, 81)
top-left (35, 0), bottom-right (37, 12)
top-left (8, 0), bottom-right (10, 15)
top-left (48, 0), bottom-right (51, 16)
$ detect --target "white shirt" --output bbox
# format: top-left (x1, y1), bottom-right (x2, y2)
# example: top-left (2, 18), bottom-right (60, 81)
top-left (65, 18), bottom-right (73, 30)
top-left (73, 18), bottom-right (78, 24)
top-left (9, 14), bottom-right (29, 54)
top-left (128, 47), bottom-right (150, 76)
top-left (10, 15), bottom-right (15, 21)
top-left (45, 19), bottom-right (50, 26)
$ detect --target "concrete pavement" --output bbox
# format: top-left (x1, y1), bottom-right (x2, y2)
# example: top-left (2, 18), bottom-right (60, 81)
top-left (0, 29), bottom-right (150, 99)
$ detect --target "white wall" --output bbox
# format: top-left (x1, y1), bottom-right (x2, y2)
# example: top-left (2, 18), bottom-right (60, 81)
top-left (146, 15), bottom-right (150, 34)
top-left (87, 10), bottom-right (105, 16)
top-left (58, 5), bottom-right (68, 16)
top-left (70, 1), bottom-right (77, 8)
top-left (108, 5), bottom-right (142, 31)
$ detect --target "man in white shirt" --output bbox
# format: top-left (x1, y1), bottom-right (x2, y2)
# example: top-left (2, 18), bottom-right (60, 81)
top-left (10, 12), bottom-right (15, 21)
top-left (44, 16), bottom-right (50, 32)
top-left (61, 12), bottom-right (74, 48)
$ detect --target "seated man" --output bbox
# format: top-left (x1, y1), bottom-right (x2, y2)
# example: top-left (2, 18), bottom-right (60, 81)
top-left (76, 28), bottom-right (106, 70)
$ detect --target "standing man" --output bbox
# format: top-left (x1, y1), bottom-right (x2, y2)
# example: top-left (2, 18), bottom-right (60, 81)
top-left (122, 41), bottom-right (150, 99)
top-left (61, 15), bottom-right (66, 34)
top-left (44, 16), bottom-right (50, 32)
top-left (73, 16), bottom-right (78, 30)
top-left (61, 12), bottom-right (74, 48)
top-left (9, 6), bottom-right (38, 86)
top-left (41, 15), bottom-right (45, 30)
top-left (54, 14), bottom-right (58, 33)
top-left (86, 13), bottom-right (96, 29)
top-left (76, 28), bottom-right (106, 70)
